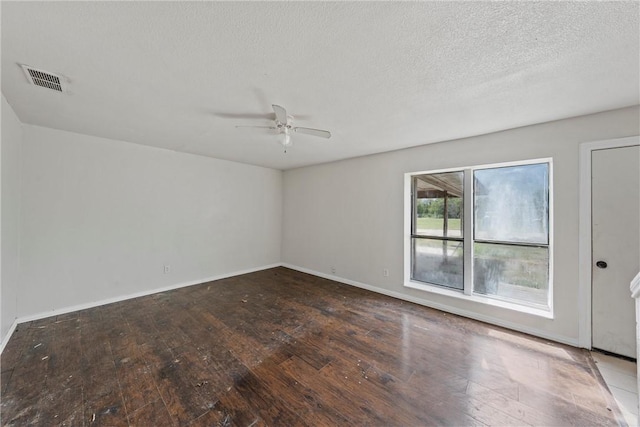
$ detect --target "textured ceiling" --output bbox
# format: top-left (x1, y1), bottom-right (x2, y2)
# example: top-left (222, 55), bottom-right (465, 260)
top-left (2, 2), bottom-right (638, 170)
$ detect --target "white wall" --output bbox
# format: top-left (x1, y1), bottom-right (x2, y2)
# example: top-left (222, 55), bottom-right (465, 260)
top-left (5, 103), bottom-right (639, 348)
top-left (282, 106), bottom-right (640, 345)
top-left (1, 95), bottom-right (22, 344)
top-left (18, 125), bottom-right (282, 318)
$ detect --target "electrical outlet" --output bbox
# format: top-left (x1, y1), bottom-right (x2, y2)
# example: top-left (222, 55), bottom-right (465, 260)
top-left (164, 265), bottom-right (171, 274)
top-left (331, 267), bottom-right (336, 274)
top-left (383, 268), bottom-right (389, 277)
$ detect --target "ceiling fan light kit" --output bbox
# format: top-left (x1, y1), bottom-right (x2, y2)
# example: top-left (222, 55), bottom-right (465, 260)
top-left (235, 104), bottom-right (331, 153)
top-left (279, 128), bottom-right (292, 150)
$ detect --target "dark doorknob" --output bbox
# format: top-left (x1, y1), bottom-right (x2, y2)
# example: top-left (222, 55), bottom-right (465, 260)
top-left (596, 261), bottom-right (608, 269)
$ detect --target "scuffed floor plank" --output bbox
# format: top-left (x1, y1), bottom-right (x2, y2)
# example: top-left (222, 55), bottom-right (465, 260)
top-left (0, 267), bottom-right (623, 426)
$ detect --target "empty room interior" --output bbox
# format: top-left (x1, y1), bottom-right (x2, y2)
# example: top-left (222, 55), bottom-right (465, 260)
top-left (1, 2), bottom-right (640, 426)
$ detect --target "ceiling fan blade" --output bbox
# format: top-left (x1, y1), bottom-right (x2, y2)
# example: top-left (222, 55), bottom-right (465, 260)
top-left (294, 127), bottom-right (332, 139)
top-left (272, 104), bottom-right (288, 125)
top-left (235, 125), bottom-right (277, 129)
top-left (215, 112), bottom-right (274, 120)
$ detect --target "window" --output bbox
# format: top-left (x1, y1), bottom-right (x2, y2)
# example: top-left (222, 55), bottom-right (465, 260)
top-left (411, 171), bottom-right (464, 289)
top-left (407, 160), bottom-right (551, 313)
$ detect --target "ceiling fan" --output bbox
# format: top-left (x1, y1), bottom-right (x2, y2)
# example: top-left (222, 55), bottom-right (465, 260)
top-left (235, 104), bottom-right (331, 152)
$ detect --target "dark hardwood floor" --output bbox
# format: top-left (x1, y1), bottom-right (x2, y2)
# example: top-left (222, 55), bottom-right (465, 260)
top-left (0, 267), bottom-right (623, 426)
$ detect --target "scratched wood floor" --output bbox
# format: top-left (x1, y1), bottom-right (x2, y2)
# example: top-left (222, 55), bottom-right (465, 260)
top-left (0, 267), bottom-right (623, 426)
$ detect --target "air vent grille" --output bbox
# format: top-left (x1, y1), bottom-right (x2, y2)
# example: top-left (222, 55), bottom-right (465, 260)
top-left (21, 64), bottom-right (64, 92)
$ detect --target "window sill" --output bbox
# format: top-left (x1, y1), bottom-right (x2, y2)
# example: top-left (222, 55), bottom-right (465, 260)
top-left (404, 280), bottom-right (554, 319)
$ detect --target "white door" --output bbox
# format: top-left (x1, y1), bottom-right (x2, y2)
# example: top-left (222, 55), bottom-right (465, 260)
top-left (592, 144), bottom-right (640, 358)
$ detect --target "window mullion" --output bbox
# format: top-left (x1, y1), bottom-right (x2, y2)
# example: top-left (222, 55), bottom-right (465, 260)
top-left (463, 169), bottom-right (473, 296)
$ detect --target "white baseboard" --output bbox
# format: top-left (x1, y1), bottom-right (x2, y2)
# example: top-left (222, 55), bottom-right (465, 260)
top-left (8, 263), bottom-right (281, 334)
top-left (2, 262), bottom-right (579, 354)
top-left (0, 319), bottom-right (19, 354)
top-left (281, 263), bottom-right (579, 347)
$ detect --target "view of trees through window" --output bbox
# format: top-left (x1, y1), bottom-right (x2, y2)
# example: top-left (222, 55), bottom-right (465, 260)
top-left (415, 197), bottom-right (462, 236)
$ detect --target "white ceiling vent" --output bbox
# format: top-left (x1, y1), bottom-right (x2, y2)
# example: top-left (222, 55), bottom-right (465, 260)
top-left (20, 64), bottom-right (65, 92)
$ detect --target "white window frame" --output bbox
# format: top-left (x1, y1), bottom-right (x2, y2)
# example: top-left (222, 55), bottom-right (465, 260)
top-left (404, 158), bottom-right (554, 319)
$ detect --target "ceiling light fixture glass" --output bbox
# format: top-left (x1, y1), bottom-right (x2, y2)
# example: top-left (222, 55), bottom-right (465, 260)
top-left (279, 128), bottom-right (292, 152)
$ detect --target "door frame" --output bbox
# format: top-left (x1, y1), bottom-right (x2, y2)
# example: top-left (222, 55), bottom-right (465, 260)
top-left (578, 135), bottom-right (640, 349)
